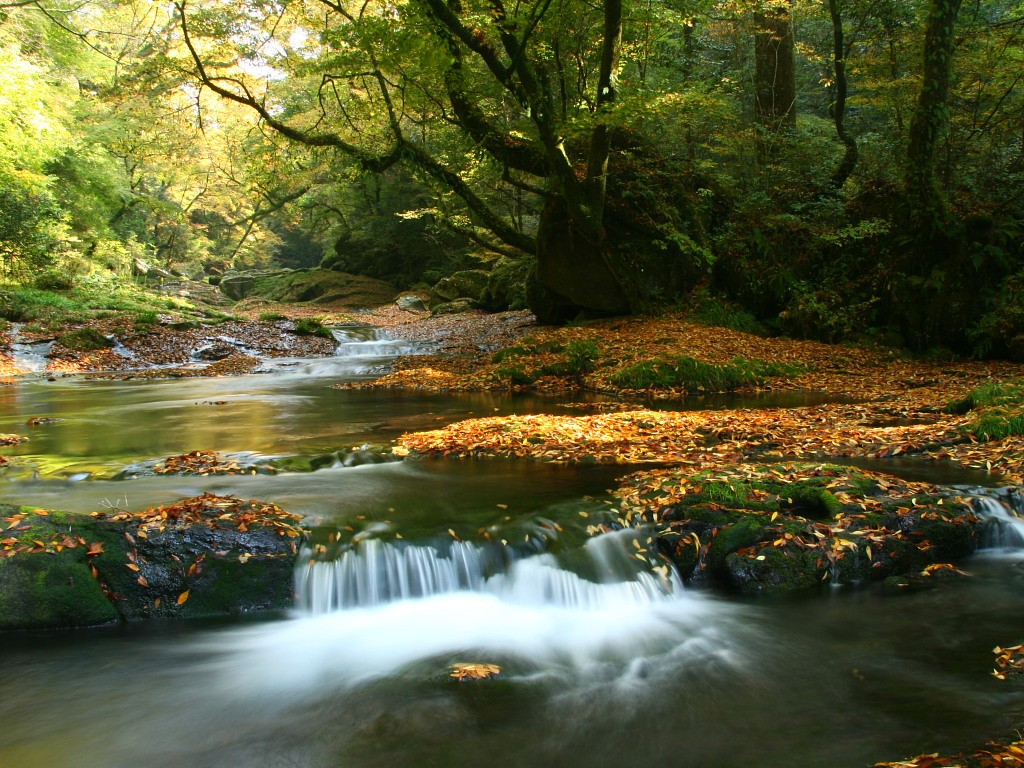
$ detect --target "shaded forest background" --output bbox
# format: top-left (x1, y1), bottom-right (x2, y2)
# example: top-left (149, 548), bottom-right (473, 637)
top-left (1, 0), bottom-right (1022, 356)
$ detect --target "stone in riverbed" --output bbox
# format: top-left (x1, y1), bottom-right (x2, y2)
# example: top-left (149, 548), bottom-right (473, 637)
top-left (0, 495), bottom-right (304, 632)
top-left (619, 463), bottom-right (983, 595)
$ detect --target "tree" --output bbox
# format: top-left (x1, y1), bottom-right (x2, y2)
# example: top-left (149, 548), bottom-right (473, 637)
top-left (753, 0), bottom-right (797, 132)
top-left (905, 0), bottom-right (963, 241)
top-left (174, 0), bottom-right (711, 320)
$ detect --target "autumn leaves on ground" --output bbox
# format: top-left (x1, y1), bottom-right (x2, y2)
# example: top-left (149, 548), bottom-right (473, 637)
top-left (5, 304), bottom-right (1024, 767)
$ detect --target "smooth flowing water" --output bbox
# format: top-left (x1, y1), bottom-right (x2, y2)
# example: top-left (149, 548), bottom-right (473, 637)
top-left (2, 330), bottom-right (1024, 768)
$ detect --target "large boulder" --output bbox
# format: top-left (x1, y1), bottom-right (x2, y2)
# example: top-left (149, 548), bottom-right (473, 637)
top-left (429, 270), bottom-right (490, 306)
top-left (618, 463), bottom-right (983, 595)
top-left (222, 268), bottom-right (397, 307)
top-left (0, 495), bottom-right (304, 632)
top-left (219, 273), bottom-right (258, 300)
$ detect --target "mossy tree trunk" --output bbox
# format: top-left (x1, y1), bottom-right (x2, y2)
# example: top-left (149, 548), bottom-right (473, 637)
top-left (905, 0), bottom-right (963, 243)
top-left (753, 5), bottom-right (797, 133)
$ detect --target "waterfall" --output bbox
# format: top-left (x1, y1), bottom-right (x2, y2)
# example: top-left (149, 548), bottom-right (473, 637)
top-left (8, 323), bottom-right (54, 373)
top-left (296, 530), bottom-right (681, 615)
top-left (972, 493), bottom-right (1024, 550)
top-left (331, 326), bottom-right (431, 358)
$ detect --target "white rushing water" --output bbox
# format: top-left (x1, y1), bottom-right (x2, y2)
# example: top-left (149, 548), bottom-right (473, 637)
top-left (201, 528), bottom-right (720, 701)
top-left (972, 493), bottom-right (1024, 550)
top-left (8, 322), bottom-right (54, 373)
top-left (296, 533), bottom-right (680, 614)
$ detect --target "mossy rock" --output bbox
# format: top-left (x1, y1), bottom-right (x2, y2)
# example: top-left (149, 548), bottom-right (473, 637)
top-left (724, 546), bottom-right (821, 594)
top-left (0, 507), bottom-right (119, 631)
top-left (222, 268), bottom-right (397, 307)
top-left (431, 298), bottom-right (478, 315)
top-left (636, 463), bottom-right (985, 594)
top-left (57, 327), bottom-right (113, 352)
top-left (429, 270), bottom-right (490, 305)
top-left (90, 519), bottom-right (298, 620)
top-left (479, 257), bottom-right (536, 312)
top-left (0, 549), bottom-right (119, 630)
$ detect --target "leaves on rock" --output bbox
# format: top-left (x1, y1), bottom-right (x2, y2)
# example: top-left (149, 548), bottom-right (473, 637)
top-left (450, 662), bottom-right (502, 681)
top-left (153, 450), bottom-right (274, 476)
top-left (93, 493), bottom-right (303, 539)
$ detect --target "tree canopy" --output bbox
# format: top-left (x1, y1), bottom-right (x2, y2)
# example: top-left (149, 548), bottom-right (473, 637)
top-left (1, 0), bottom-right (1023, 352)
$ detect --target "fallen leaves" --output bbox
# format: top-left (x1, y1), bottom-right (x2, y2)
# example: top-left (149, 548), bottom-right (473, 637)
top-left (93, 493), bottom-right (304, 539)
top-left (992, 644), bottom-right (1024, 680)
top-left (0, 508), bottom-right (105, 559)
top-left (153, 450), bottom-right (274, 476)
top-left (450, 663), bottom-right (502, 681)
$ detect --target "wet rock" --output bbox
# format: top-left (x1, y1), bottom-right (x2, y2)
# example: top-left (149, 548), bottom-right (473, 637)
top-left (431, 299), bottom-right (478, 315)
top-left (429, 270), bottom-right (489, 306)
top-left (0, 496), bottom-right (305, 632)
top-left (396, 294), bottom-right (429, 312)
top-left (629, 463), bottom-right (984, 595)
top-left (219, 274), bottom-right (257, 301)
top-left (194, 342), bottom-right (238, 361)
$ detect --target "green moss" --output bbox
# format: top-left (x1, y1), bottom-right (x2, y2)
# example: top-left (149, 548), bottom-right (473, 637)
top-left (493, 366), bottom-right (537, 386)
top-left (781, 485), bottom-right (842, 520)
top-left (707, 518), bottom-right (765, 568)
top-left (57, 327), bottom-right (113, 351)
top-left (0, 550), bottom-right (118, 630)
top-left (293, 317), bottom-right (335, 339)
top-left (609, 355), bottom-right (804, 392)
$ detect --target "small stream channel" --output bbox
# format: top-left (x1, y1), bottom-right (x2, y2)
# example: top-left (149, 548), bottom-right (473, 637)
top-left (2, 328), bottom-right (1024, 768)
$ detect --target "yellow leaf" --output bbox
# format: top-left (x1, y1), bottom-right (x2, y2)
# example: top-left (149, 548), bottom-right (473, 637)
top-left (177, 590), bottom-right (190, 605)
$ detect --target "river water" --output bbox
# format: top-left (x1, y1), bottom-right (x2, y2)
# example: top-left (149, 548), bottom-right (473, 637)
top-left (2, 330), bottom-right (1024, 768)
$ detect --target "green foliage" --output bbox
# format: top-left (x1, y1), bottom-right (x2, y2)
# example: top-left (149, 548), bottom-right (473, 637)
top-left (687, 290), bottom-right (769, 336)
top-left (292, 317), bottom-right (334, 339)
top-left (948, 378), bottom-right (1024, 441)
top-left (57, 327), bottom-right (113, 352)
top-left (609, 355), bottom-right (802, 392)
top-left (259, 312), bottom-right (288, 322)
top-left (493, 365), bottom-right (537, 386)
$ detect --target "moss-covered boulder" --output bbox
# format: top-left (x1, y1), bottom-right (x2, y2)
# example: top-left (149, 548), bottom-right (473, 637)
top-left (617, 463), bottom-right (982, 595)
top-left (0, 506), bottom-right (120, 630)
top-left (429, 269), bottom-right (490, 306)
top-left (479, 257), bottom-right (535, 311)
top-left (431, 298), bottom-right (478, 315)
top-left (221, 268), bottom-right (397, 307)
top-left (56, 327), bottom-right (114, 352)
top-left (89, 494), bottom-right (302, 620)
top-left (0, 495), bottom-right (305, 632)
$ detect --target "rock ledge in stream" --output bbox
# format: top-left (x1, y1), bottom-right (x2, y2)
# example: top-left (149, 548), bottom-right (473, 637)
top-left (0, 495), bottom-right (303, 631)
top-left (615, 463), bottom-right (983, 595)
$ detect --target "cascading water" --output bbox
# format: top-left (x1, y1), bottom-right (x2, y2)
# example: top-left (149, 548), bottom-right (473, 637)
top-left (971, 491), bottom-right (1024, 550)
top-left (295, 527), bottom-right (682, 616)
top-left (8, 323), bottom-right (54, 373)
top-left (331, 325), bottom-right (432, 358)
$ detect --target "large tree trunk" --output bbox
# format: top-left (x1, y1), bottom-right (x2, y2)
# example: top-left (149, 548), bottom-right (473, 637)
top-left (532, 199), bottom-right (629, 323)
top-left (754, 6), bottom-right (797, 132)
top-left (905, 0), bottom-right (963, 241)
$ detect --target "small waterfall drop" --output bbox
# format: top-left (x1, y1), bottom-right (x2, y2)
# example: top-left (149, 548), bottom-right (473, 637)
top-left (296, 529), bottom-right (681, 615)
top-left (8, 323), bottom-right (54, 373)
top-left (331, 326), bottom-right (430, 358)
top-left (972, 493), bottom-right (1024, 550)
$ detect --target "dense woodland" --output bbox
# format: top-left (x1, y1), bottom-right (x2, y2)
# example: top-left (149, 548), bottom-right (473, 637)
top-left (1, 0), bottom-right (1022, 354)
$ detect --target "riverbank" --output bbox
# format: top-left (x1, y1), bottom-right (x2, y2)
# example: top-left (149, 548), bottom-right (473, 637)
top-left (3, 303), bottom-right (1024, 767)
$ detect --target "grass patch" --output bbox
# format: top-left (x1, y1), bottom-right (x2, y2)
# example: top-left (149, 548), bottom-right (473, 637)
top-left (947, 378), bottom-right (1024, 441)
top-left (292, 317), bottom-right (335, 339)
top-left (609, 355), bottom-right (805, 392)
top-left (687, 291), bottom-right (769, 336)
top-left (0, 276), bottom-right (212, 332)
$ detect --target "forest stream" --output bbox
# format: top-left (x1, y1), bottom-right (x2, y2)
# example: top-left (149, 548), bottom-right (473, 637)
top-left (2, 329), bottom-right (1024, 768)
